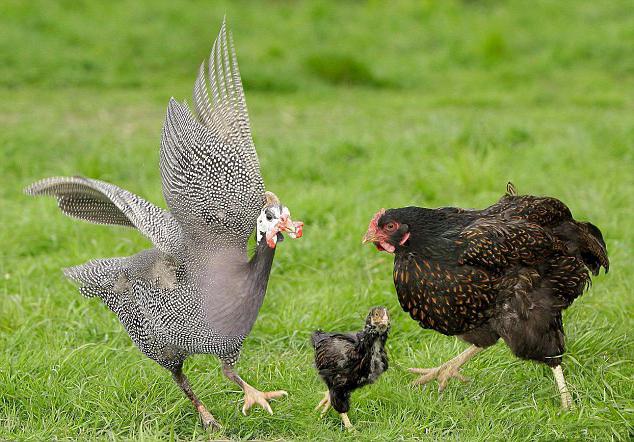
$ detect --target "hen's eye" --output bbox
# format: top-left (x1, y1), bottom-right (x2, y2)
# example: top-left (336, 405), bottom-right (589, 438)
top-left (385, 222), bottom-right (396, 232)
top-left (266, 212), bottom-right (273, 221)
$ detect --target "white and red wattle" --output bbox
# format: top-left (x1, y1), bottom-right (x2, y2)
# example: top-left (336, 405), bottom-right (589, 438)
top-left (266, 214), bottom-right (304, 248)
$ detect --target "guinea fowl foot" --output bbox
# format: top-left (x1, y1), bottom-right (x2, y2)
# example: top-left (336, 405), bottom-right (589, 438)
top-left (199, 408), bottom-right (222, 431)
top-left (315, 390), bottom-right (331, 415)
top-left (241, 384), bottom-right (288, 415)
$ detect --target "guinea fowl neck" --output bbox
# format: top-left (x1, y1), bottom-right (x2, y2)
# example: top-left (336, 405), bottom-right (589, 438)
top-left (249, 237), bottom-right (276, 279)
top-left (245, 236), bottom-right (277, 312)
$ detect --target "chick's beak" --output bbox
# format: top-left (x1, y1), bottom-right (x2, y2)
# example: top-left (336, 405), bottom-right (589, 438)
top-left (376, 314), bottom-right (390, 331)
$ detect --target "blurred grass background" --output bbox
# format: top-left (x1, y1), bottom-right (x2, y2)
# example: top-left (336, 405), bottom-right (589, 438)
top-left (1, 0), bottom-right (633, 440)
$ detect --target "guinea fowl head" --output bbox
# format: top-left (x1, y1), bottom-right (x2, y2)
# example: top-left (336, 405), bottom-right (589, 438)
top-left (256, 191), bottom-right (303, 249)
top-left (362, 208), bottom-right (412, 253)
top-left (365, 306), bottom-right (390, 334)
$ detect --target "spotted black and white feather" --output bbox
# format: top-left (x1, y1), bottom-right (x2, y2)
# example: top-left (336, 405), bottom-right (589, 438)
top-left (161, 20), bottom-right (264, 248)
top-left (24, 176), bottom-right (184, 258)
top-left (25, 20), bottom-right (296, 377)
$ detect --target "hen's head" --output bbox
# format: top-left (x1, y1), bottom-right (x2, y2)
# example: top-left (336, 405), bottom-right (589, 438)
top-left (362, 208), bottom-right (410, 254)
top-left (257, 191), bottom-right (303, 249)
top-left (365, 306), bottom-right (390, 334)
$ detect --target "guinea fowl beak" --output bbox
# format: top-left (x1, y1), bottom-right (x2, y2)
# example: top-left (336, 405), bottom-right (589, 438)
top-left (277, 215), bottom-right (303, 239)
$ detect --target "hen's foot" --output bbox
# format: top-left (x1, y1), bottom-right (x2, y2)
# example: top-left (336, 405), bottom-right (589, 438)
top-left (409, 345), bottom-right (484, 392)
top-left (408, 363), bottom-right (469, 392)
top-left (241, 384), bottom-right (287, 415)
top-left (552, 365), bottom-right (575, 411)
top-left (315, 391), bottom-right (331, 416)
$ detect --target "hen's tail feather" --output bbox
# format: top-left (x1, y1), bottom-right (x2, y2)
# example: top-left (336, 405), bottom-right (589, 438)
top-left (311, 330), bottom-right (328, 348)
top-left (579, 221), bottom-right (609, 275)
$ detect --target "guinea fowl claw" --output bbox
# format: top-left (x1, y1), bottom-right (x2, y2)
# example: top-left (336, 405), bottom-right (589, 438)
top-left (241, 385), bottom-right (287, 415)
top-left (200, 411), bottom-right (222, 431)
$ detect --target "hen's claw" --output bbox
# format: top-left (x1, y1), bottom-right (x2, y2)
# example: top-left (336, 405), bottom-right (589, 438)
top-left (409, 364), bottom-right (469, 392)
top-left (241, 384), bottom-right (287, 415)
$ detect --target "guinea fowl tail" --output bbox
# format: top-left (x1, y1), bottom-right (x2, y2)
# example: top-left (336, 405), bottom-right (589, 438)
top-left (63, 257), bottom-right (130, 298)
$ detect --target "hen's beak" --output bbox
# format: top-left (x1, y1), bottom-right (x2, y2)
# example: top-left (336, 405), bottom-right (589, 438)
top-left (362, 229), bottom-right (378, 244)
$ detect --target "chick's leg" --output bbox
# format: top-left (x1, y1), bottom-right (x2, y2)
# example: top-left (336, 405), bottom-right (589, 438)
top-left (315, 390), bottom-right (331, 415)
top-left (222, 363), bottom-right (287, 415)
top-left (551, 365), bottom-right (574, 410)
top-left (172, 368), bottom-right (221, 430)
top-left (341, 413), bottom-right (354, 431)
top-left (409, 345), bottom-right (485, 392)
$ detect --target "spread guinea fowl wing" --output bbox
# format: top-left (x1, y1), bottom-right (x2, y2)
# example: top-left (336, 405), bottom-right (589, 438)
top-left (160, 19), bottom-right (265, 249)
top-left (24, 176), bottom-right (182, 258)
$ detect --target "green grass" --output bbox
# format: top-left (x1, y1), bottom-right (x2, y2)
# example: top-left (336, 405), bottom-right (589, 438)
top-left (1, 0), bottom-right (633, 440)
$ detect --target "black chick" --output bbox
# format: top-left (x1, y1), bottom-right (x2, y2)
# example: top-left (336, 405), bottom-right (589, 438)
top-left (363, 182), bottom-right (608, 409)
top-left (311, 306), bottom-right (390, 430)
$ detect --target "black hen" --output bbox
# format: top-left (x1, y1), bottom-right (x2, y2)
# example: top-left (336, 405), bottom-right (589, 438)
top-left (312, 307), bottom-right (390, 430)
top-left (363, 183), bottom-right (608, 409)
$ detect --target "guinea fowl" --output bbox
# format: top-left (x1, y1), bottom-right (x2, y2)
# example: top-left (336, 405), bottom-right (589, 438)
top-left (312, 307), bottom-right (390, 430)
top-left (25, 20), bottom-right (303, 429)
top-left (363, 183), bottom-right (608, 409)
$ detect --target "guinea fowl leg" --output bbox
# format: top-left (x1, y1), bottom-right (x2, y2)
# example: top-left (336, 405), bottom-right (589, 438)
top-left (552, 365), bottom-right (574, 410)
top-left (222, 363), bottom-right (287, 415)
top-left (409, 345), bottom-right (485, 392)
top-left (172, 368), bottom-right (221, 430)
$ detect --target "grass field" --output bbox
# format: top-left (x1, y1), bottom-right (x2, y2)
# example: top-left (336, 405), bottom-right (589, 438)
top-left (1, 1), bottom-right (633, 440)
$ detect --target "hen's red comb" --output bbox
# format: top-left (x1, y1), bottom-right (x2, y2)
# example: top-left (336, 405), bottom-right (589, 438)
top-left (368, 208), bottom-right (386, 230)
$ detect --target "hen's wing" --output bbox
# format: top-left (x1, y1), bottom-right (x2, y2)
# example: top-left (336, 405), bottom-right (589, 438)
top-left (25, 176), bottom-right (182, 258)
top-left (457, 217), bottom-right (565, 270)
top-left (160, 20), bottom-right (264, 248)
top-left (483, 193), bottom-right (572, 227)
